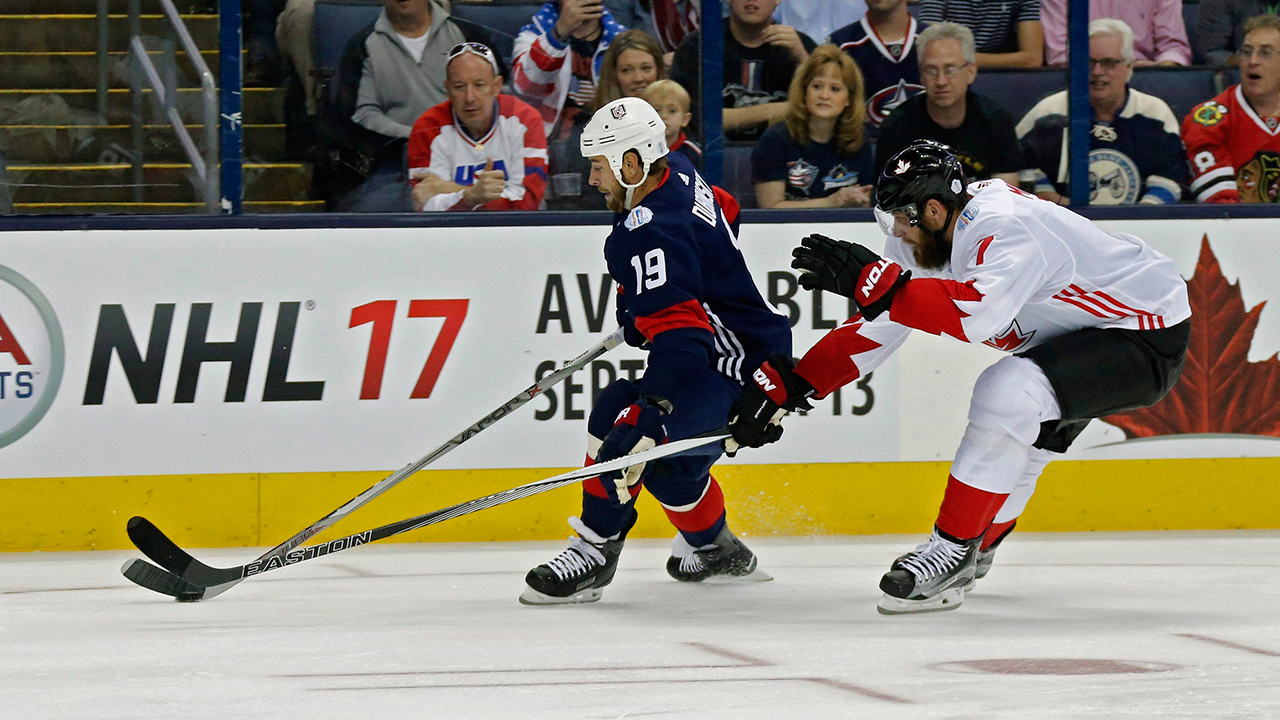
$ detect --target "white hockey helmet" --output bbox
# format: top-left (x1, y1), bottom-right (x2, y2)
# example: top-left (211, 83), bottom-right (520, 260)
top-left (580, 97), bottom-right (669, 209)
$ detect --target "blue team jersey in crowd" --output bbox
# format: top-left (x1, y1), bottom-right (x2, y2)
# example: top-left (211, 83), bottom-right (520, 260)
top-left (605, 152), bottom-right (792, 402)
top-left (828, 16), bottom-right (928, 127)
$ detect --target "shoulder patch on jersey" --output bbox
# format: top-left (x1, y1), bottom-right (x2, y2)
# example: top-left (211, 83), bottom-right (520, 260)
top-left (957, 206), bottom-right (978, 230)
top-left (1193, 102), bottom-right (1228, 127)
top-left (678, 173), bottom-right (690, 185)
top-left (624, 206), bottom-right (654, 230)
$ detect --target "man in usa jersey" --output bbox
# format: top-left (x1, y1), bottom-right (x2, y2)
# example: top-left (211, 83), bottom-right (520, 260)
top-left (728, 140), bottom-right (1191, 614)
top-left (521, 97), bottom-right (791, 605)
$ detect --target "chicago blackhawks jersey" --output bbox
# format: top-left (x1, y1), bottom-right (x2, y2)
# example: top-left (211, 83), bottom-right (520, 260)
top-left (606, 152), bottom-right (791, 401)
top-left (793, 179), bottom-right (1191, 396)
top-left (830, 16), bottom-right (927, 127)
top-left (1182, 84), bottom-right (1280, 203)
top-left (407, 94), bottom-right (549, 211)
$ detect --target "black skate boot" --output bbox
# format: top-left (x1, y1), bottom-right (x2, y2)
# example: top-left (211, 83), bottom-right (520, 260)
top-left (877, 527), bottom-right (980, 615)
top-left (666, 524), bottom-right (772, 583)
top-left (520, 514), bottom-right (633, 605)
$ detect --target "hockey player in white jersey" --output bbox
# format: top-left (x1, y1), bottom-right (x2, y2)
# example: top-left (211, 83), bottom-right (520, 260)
top-left (727, 140), bottom-right (1191, 614)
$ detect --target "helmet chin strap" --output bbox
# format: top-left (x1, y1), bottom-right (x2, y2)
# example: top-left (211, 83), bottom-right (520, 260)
top-left (929, 206), bottom-right (956, 248)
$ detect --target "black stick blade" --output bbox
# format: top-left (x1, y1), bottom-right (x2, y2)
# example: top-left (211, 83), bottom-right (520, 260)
top-left (127, 516), bottom-right (197, 577)
top-left (121, 559), bottom-right (206, 602)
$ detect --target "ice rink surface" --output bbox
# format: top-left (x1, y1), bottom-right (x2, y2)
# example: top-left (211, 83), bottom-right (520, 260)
top-left (3, 532), bottom-right (1279, 719)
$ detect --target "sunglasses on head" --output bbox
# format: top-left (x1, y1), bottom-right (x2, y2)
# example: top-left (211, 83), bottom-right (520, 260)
top-left (448, 42), bottom-right (500, 73)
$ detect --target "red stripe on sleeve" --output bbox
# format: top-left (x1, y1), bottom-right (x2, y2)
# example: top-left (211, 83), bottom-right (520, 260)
top-left (888, 278), bottom-right (982, 341)
top-left (975, 235), bottom-right (994, 265)
top-left (528, 39), bottom-right (564, 73)
top-left (793, 317), bottom-right (881, 398)
top-left (633, 298), bottom-right (713, 340)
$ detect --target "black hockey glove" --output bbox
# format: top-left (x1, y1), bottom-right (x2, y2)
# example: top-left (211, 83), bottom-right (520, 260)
top-left (791, 233), bottom-right (911, 321)
top-left (595, 396), bottom-right (671, 506)
top-left (726, 354), bottom-right (814, 457)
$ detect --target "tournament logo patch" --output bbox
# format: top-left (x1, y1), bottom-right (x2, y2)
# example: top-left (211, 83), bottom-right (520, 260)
top-left (624, 205), bottom-right (654, 230)
top-left (787, 158), bottom-right (820, 191)
top-left (1192, 102), bottom-right (1227, 126)
top-left (1237, 150), bottom-right (1280, 203)
top-left (1088, 148), bottom-right (1141, 205)
top-left (957, 206), bottom-right (978, 230)
top-left (0, 265), bottom-right (64, 449)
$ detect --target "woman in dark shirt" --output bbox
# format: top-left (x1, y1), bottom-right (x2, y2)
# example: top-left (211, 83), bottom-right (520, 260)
top-left (752, 44), bottom-right (875, 209)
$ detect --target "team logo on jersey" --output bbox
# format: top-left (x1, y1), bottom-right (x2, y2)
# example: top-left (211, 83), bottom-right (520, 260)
top-left (611, 105), bottom-right (627, 119)
top-left (983, 319), bottom-right (1035, 352)
top-left (1088, 148), bottom-right (1141, 205)
top-left (0, 265), bottom-right (64, 449)
top-left (624, 205), bottom-right (654, 230)
top-left (1192, 102), bottom-right (1227, 127)
top-left (1091, 123), bottom-right (1118, 142)
top-left (1237, 150), bottom-right (1280, 203)
top-left (787, 158), bottom-right (820, 191)
top-left (866, 81), bottom-right (925, 126)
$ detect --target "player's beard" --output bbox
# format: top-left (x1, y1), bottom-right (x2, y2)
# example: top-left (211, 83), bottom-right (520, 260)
top-left (604, 186), bottom-right (626, 214)
top-left (909, 231), bottom-right (952, 270)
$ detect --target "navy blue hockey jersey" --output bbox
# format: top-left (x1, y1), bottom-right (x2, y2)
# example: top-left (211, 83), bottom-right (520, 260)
top-left (1016, 88), bottom-right (1189, 204)
top-left (829, 16), bottom-right (927, 127)
top-left (605, 152), bottom-right (791, 402)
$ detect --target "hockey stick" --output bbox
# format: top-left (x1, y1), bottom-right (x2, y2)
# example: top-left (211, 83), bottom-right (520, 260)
top-left (123, 328), bottom-right (624, 596)
top-left (122, 430), bottom-right (730, 601)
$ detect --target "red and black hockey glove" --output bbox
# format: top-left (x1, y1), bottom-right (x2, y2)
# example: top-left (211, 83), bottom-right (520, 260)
top-left (791, 233), bottom-right (911, 321)
top-left (726, 354), bottom-right (814, 456)
top-left (595, 396), bottom-right (671, 506)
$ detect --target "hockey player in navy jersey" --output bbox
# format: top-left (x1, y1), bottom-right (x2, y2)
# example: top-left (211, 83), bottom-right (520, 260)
top-left (520, 97), bottom-right (791, 605)
top-left (728, 140), bottom-right (1191, 615)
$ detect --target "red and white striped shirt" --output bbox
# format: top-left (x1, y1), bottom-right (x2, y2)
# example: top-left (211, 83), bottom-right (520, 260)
top-left (407, 94), bottom-right (548, 211)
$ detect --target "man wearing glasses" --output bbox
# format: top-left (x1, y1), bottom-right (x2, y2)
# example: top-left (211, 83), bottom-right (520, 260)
top-left (1183, 14), bottom-right (1280, 203)
top-left (407, 43), bottom-right (549, 211)
top-left (1016, 19), bottom-right (1187, 206)
top-left (874, 22), bottom-right (1023, 185)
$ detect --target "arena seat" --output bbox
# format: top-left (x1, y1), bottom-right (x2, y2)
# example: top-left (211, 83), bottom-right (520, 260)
top-left (971, 70), bottom-right (1066, 124)
top-left (312, 0), bottom-right (382, 76)
top-left (1129, 67), bottom-right (1219, 120)
top-left (452, 2), bottom-right (545, 63)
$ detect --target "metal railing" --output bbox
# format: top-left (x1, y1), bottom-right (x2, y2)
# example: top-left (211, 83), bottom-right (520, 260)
top-left (96, 0), bottom-right (221, 212)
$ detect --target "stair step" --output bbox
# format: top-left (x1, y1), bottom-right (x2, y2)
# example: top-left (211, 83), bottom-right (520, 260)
top-left (1, 2), bottom-right (216, 15)
top-left (11, 200), bottom-right (325, 214)
top-left (0, 124), bottom-right (289, 163)
top-left (0, 87), bottom-right (285, 125)
top-left (5, 162), bottom-right (313, 203)
top-left (0, 49), bottom-right (220, 90)
top-left (0, 13), bottom-right (219, 54)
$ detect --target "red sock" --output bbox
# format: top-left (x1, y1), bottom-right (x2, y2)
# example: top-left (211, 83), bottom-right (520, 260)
top-left (981, 519), bottom-right (1017, 551)
top-left (662, 475), bottom-right (725, 535)
top-left (935, 475), bottom-right (1008, 541)
top-left (581, 452), bottom-right (643, 500)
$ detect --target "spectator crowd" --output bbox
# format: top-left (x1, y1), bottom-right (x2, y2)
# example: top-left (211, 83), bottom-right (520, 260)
top-left (260, 0), bottom-right (1280, 211)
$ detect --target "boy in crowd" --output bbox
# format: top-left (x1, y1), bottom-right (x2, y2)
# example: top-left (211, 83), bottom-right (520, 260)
top-left (643, 79), bottom-right (703, 168)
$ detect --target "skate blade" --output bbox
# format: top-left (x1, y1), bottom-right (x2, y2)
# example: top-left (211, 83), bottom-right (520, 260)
top-left (876, 587), bottom-right (965, 615)
top-left (518, 586), bottom-right (603, 606)
top-left (704, 566), bottom-right (774, 583)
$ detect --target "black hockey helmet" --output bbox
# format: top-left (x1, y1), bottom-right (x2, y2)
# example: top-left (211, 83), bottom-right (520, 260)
top-left (873, 140), bottom-right (967, 236)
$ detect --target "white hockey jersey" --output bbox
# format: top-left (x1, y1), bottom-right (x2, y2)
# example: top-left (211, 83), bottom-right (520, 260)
top-left (793, 179), bottom-right (1191, 396)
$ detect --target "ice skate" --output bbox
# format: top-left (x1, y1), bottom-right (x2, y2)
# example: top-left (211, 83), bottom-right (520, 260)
top-left (666, 525), bottom-right (772, 583)
top-left (877, 528), bottom-right (979, 615)
top-left (964, 522), bottom-right (1016, 592)
top-left (520, 516), bottom-right (627, 605)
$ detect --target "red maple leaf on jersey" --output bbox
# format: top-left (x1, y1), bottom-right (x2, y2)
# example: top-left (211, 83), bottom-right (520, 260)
top-left (1104, 236), bottom-right (1280, 438)
top-left (983, 319), bottom-right (1035, 351)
